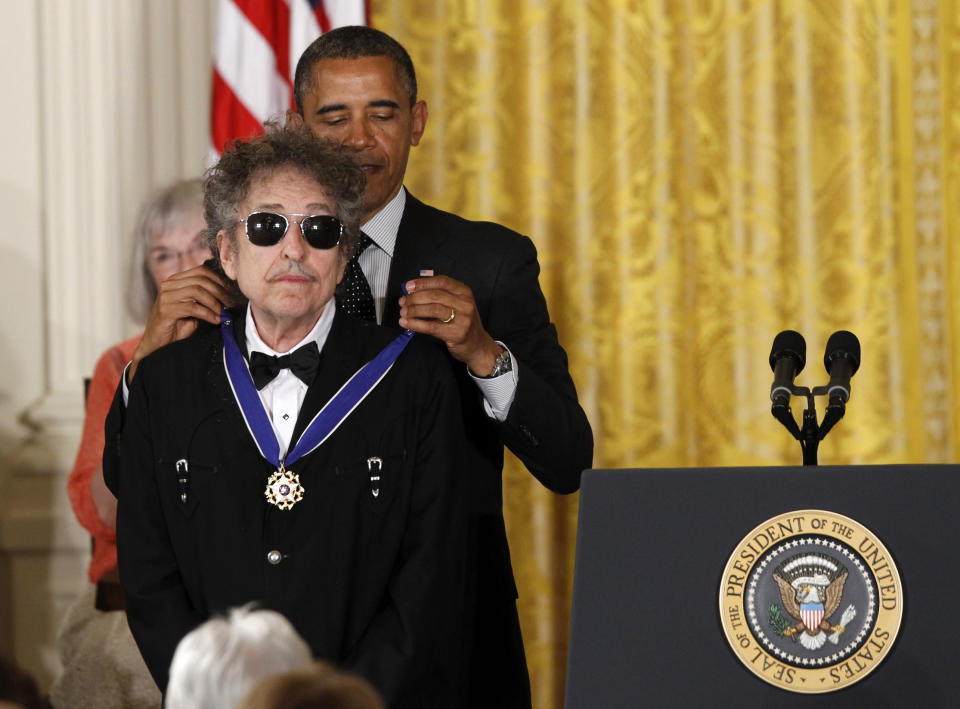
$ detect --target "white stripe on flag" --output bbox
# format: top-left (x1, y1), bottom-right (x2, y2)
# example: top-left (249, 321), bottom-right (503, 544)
top-left (214, 0), bottom-right (289, 123)
top-left (322, 0), bottom-right (368, 27)
top-left (289, 1), bottom-right (323, 85)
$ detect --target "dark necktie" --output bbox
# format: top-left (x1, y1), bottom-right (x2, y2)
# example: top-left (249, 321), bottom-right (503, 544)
top-left (337, 232), bottom-right (377, 323)
top-left (249, 341), bottom-right (320, 390)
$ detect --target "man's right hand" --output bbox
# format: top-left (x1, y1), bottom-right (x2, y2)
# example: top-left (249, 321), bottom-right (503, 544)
top-left (128, 265), bottom-right (232, 384)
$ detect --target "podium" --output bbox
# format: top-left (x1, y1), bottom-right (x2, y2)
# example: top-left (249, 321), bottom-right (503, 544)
top-left (564, 465), bottom-right (959, 707)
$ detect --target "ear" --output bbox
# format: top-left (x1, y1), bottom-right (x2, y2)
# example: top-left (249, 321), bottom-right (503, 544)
top-left (410, 100), bottom-right (428, 147)
top-left (285, 109), bottom-right (305, 129)
top-left (217, 230), bottom-right (238, 280)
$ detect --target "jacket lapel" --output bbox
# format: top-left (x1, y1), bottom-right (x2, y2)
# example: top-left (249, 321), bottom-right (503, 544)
top-left (289, 309), bottom-right (367, 447)
top-left (382, 193), bottom-right (455, 327)
top-left (208, 308), bottom-right (376, 461)
top-left (205, 308), bottom-right (266, 462)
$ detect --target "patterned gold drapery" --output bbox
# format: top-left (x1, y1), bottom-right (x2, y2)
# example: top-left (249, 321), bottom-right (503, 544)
top-left (374, 1), bottom-right (960, 705)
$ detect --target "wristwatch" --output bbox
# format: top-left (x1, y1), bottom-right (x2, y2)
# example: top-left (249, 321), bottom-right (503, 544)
top-left (477, 347), bottom-right (512, 379)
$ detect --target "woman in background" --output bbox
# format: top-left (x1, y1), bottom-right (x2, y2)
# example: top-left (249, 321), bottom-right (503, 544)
top-left (53, 178), bottom-right (210, 709)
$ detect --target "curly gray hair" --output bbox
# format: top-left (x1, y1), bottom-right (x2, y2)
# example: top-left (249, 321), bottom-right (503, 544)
top-left (202, 123), bottom-right (365, 274)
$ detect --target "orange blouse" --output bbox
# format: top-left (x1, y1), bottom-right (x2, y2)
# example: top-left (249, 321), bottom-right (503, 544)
top-left (66, 334), bottom-right (142, 583)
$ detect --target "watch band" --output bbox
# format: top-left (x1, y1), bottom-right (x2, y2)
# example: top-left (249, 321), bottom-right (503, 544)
top-left (477, 348), bottom-right (512, 379)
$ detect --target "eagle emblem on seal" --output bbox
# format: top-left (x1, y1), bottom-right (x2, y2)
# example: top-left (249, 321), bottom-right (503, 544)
top-left (770, 552), bottom-right (857, 650)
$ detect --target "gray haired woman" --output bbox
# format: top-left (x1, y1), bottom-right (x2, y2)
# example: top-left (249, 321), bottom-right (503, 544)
top-left (54, 178), bottom-right (210, 709)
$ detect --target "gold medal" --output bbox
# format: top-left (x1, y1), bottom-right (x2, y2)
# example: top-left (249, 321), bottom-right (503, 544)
top-left (264, 465), bottom-right (304, 510)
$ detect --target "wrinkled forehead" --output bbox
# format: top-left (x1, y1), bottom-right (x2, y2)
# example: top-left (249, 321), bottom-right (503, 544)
top-left (305, 55), bottom-right (410, 107)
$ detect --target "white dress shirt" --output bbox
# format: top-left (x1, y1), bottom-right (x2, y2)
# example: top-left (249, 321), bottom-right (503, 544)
top-left (124, 303), bottom-right (336, 453)
top-left (246, 301), bottom-right (336, 456)
top-left (361, 188), bottom-right (519, 421)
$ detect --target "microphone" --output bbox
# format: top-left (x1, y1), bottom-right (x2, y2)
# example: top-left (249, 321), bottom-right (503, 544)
top-left (818, 331), bottom-right (860, 439)
top-left (769, 330), bottom-right (806, 409)
top-left (823, 330), bottom-right (860, 404)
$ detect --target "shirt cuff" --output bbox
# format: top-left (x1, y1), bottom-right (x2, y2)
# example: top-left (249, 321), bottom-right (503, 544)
top-left (121, 362), bottom-right (131, 407)
top-left (469, 342), bottom-right (518, 422)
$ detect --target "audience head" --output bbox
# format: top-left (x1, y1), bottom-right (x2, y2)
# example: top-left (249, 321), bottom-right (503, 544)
top-left (238, 661), bottom-right (384, 709)
top-left (165, 607), bottom-right (312, 709)
top-left (127, 177), bottom-right (209, 323)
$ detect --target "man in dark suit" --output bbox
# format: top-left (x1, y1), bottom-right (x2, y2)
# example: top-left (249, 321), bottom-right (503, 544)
top-left (116, 128), bottom-right (468, 706)
top-left (289, 29), bottom-right (593, 707)
top-left (109, 26), bottom-right (592, 707)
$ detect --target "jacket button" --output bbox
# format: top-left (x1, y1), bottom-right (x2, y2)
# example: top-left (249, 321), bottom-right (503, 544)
top-left (266, 550), bottom-right (282, 565)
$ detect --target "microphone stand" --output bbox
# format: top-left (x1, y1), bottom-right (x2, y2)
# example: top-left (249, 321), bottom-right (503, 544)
top-left (773, 384), bottom-right (844, 466)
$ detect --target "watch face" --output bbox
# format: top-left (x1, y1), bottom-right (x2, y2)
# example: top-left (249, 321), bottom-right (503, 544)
top-left (494, 350), bottom-right (512, 376)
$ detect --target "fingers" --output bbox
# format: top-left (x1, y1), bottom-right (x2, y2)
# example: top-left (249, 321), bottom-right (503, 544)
top-left (398, 276), bottom-right (474, 337)
top-left (153, 269), bottom-right (232, 324)
top-left (135, 267), bottom-right (232, 371)
top-left (397, 275), bottom-right (500, 369)
top-left (401, 300), bottom-right (461, 324)
top-left (399, 276), bottom-right (472, 317)
top-left (155, 297), bottom-right (222, 325)
top-left (399, 311), bottom-right (469, 347)
top-left (400, 296), bottom-right (477, 355)
top-left (158, 265), bottom-right (231, 298)
top-left (403, 275), bottom-right (472, 298)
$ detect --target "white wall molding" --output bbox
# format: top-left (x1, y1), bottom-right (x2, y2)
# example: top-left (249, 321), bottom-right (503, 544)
top-left (0, 0), bottom-right (216, 689)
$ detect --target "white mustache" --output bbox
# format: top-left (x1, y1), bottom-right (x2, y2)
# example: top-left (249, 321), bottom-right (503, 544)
top-left (267, 261), bottom-right (318, 282)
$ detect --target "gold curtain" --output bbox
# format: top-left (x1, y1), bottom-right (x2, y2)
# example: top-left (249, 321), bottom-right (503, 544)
top-left (374, 1), bottom-right (960, 705)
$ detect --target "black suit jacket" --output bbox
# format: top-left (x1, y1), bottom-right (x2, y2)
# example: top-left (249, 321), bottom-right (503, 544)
top-left (115, 310), bottom-right (468, 707)
top-left (383, 194), bottom-right (594, 704)
top-left (105, 194), bottom-right (593, 706)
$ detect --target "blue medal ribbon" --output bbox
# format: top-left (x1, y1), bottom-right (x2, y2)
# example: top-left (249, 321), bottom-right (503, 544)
top-left (221, 307), bottom-right (413, 468)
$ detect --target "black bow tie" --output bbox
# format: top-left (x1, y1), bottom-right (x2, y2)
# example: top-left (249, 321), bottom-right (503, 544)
top-left (248, 341), bottom-right (320, 390)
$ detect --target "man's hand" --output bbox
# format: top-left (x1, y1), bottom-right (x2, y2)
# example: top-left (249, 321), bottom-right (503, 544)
top-left (398, 276), bottom-right (502, 375)
top-left (128, 265), bottom-right (233, 383)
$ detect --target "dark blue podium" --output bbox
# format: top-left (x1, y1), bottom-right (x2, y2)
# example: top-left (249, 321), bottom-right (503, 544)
top-left (565, 465), bottom-right (958, 708)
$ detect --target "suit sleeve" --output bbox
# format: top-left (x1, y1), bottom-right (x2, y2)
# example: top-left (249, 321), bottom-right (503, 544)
top-left (116, 360), bottom-right (203, 692)
top-left (102, 377), bottom-right (127, 497)
top-left (346, 351), bottom-right (469, 706)
top-left (486, 234), bottom-right (593, 494)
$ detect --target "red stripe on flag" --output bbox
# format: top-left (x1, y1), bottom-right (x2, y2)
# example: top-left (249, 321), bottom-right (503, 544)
top-left (211, 70), bottom-right (264, 153)
top-left (233, 0), bottom-right (292, 91)
top-left (314, 3), bottom-right (332, 33)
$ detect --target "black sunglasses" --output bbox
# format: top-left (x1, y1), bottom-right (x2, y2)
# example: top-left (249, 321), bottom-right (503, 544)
top-left (239, 212), bottom-right (343, 250)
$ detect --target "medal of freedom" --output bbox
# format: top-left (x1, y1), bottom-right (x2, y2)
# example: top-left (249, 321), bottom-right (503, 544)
top-left (264, 466), bottom-right (304, 510)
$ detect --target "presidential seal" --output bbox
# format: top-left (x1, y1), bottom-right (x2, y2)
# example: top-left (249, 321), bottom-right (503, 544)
top-left (718, 510), bottom-right (902, 693)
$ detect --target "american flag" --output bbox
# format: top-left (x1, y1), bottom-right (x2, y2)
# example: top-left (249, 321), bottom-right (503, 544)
top-left (211, 0), bottom-right (369, 156)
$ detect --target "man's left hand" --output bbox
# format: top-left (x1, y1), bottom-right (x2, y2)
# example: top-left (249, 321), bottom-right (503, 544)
top-left (399, 275), bottom-right (502, 375)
